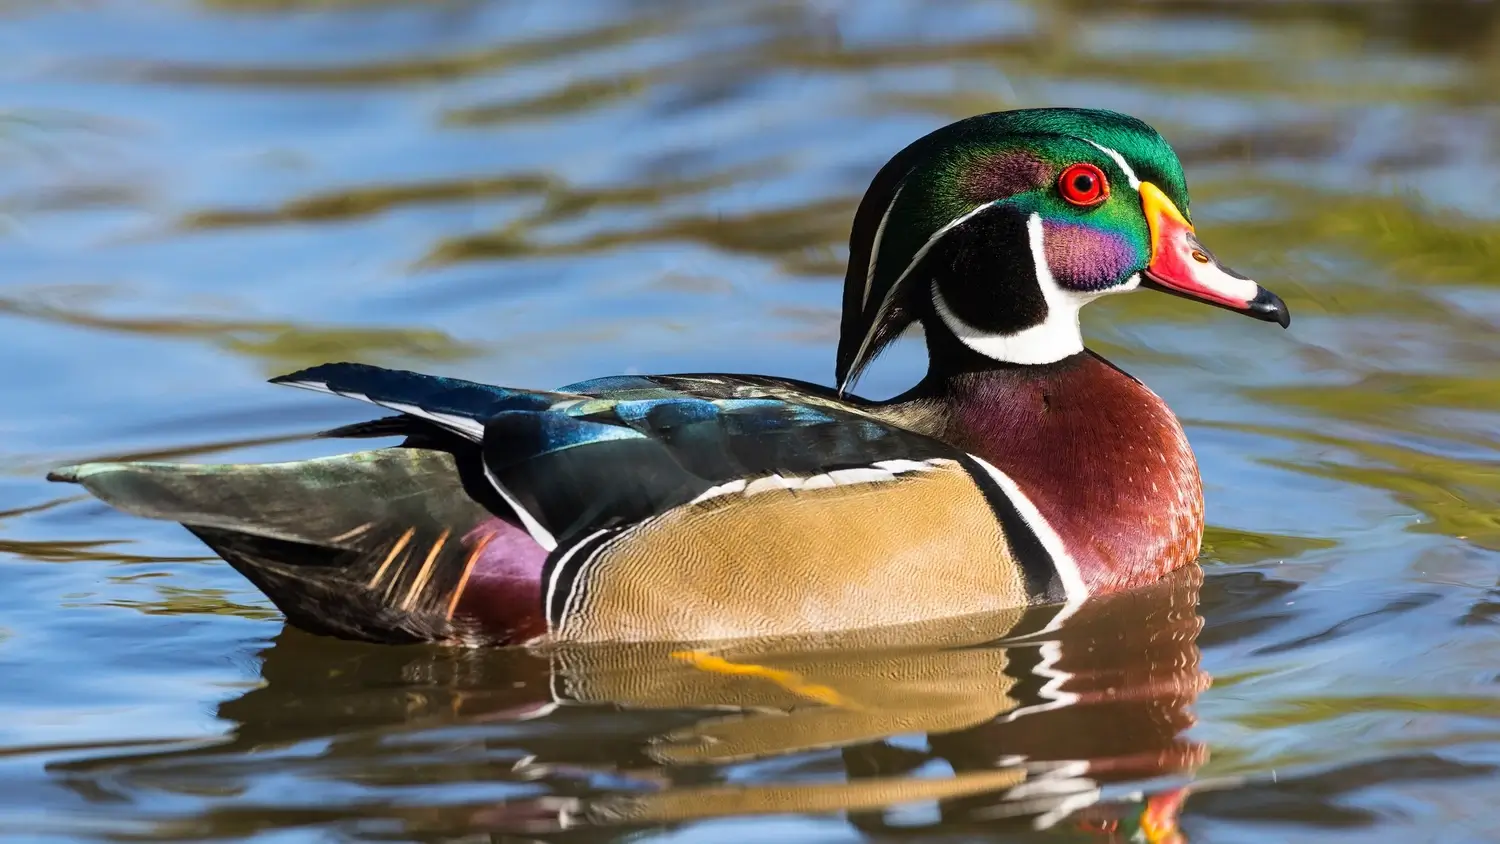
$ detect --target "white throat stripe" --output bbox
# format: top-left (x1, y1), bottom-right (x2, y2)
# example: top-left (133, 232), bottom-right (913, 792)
top-left (931, 212), bottom-right (1085, 365)
top-left (931, 213), bottom-right (1142, 366)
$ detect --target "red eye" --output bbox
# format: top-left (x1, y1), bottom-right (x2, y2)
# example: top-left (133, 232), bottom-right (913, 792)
top-left (1058, 162), bottom-right (1109, 207)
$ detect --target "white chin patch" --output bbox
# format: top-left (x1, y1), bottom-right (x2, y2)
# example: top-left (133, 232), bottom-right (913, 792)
top-left (932, 213), bottom-right (1136, 366)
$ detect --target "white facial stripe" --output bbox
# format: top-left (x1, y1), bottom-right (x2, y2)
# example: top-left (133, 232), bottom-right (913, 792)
top-left (840, 201), bottom-right (999, 394)
top-left (966, 453), bottom-right (1088, 604)
top-left (933, 212), bottom-right (1138, 366)
top-left (861, 183), bottom-right (904, 310)
top-left (1085, 140), bottom-right (1141, 191)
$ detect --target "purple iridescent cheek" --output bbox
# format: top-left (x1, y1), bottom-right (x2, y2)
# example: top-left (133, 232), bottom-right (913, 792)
top-left (1042, 220), bottom-right (1144, 292)
top-left (960, 151), bottom-right (1049, 203)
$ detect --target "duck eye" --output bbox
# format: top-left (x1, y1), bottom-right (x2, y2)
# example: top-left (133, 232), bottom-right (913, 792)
top-left (1058, 162), bottom-right (1109, 207)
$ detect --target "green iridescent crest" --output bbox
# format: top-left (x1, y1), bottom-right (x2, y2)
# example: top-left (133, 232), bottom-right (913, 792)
top-left (835, 108), bottom-right (1193, 388)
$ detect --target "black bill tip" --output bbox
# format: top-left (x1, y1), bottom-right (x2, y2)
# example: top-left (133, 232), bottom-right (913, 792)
top-left (1249, 286), bottom-right (1291, 329)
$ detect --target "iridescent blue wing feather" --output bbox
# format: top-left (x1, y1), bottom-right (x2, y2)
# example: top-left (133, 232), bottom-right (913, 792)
top-left (273, 363), bottom-right (959, 549)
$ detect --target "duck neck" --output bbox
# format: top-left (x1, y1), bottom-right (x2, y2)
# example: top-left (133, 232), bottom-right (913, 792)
top-left (919, 351), bottom-right (1204, 594)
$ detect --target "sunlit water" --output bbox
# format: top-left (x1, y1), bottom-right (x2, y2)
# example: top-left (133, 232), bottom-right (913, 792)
top-left (2, 2), bottom-right (1499, 841)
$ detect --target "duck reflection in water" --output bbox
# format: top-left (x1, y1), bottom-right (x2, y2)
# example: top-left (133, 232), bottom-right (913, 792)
top-left (49, 566), bottom-right (1206, 841)
top-left (487, 565), bottom-right (1205, 840)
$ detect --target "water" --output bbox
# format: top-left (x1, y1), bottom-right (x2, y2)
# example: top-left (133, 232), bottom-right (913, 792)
top-left (2, 1), bottom-right (1498, 840)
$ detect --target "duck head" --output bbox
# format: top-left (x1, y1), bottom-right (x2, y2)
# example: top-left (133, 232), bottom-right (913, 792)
top-left (837, 108), bottom-right (1288, 392)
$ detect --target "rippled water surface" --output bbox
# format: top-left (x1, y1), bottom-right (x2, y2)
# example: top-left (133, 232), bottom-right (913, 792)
top-left (3, 1), bottom-right (1500, 841)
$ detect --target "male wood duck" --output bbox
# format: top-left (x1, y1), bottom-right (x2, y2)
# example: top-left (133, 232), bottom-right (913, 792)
top-left (50, 108), bottom-right (1288, 646)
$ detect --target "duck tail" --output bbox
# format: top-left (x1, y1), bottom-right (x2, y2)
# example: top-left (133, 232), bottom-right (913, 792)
top-left (48, 447), bottom-right (501, 644)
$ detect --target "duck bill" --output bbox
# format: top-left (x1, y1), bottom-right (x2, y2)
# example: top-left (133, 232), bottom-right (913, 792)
top-left (1138, 181), bottom-right (1289, 328)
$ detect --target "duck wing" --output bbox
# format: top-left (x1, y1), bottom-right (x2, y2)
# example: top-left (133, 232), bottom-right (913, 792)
top-left (271, 363), bottom-right (962, 553)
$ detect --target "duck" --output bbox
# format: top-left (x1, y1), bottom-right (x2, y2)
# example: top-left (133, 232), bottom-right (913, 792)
top-left (50, 107), bottom-right (1288, 647)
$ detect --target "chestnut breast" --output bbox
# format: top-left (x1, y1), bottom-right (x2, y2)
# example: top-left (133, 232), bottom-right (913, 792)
top-left (942, 353), bottom-right (1203, 593)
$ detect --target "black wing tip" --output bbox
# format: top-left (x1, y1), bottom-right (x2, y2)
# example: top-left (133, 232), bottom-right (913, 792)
top-left (46, 467), bottom-right (80, 483)
top-left (269, 366), bottom-right (323, 386)
top-left (268, 361), bottom-right (376, 387)
top-left (316, 417), bottom-right (416, 440)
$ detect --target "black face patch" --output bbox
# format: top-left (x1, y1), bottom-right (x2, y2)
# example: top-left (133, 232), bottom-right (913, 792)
top-left (927, 205), bottom-right (1047, 336)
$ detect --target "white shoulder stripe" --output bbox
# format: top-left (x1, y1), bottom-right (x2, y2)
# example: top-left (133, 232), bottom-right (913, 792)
top-left (545, 527), bottom-right (612, 628)
top-left (964, 453), bottom-right (1088, 603)
top-left (560, 528), bottom-right (631, 628)
top-left (1085, 140), bottom-right (1141, 191)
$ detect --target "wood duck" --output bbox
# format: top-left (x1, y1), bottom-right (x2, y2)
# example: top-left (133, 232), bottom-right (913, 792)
top-left (50, 108), bottom-right (1288, 646)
